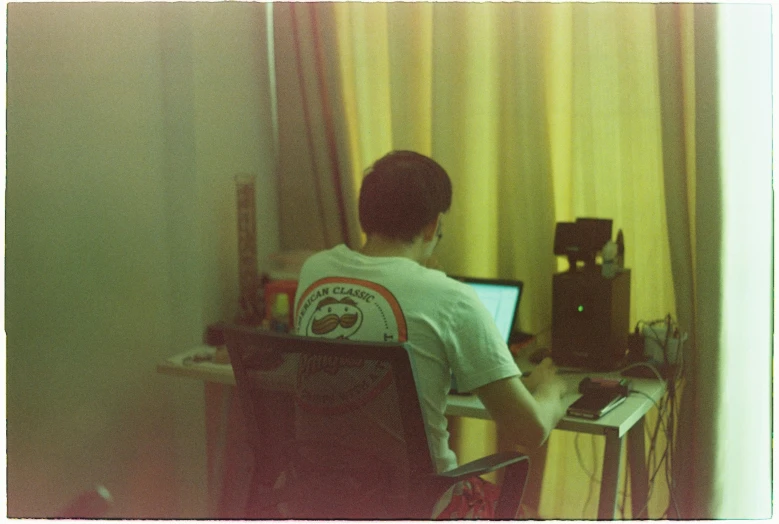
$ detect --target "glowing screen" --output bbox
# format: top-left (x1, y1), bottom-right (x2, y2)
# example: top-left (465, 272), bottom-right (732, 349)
top-left (466, 282), bottom-right (521, 343)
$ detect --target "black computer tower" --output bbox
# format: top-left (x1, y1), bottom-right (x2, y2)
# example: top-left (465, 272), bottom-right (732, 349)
top-left (552, 269), bottom-right (631, 370)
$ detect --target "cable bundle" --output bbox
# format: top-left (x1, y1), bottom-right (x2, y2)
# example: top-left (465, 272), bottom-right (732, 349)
top-left (574, 314), bottom-right (685, 519)
top-left (622, 315), bottom-right (685, 518)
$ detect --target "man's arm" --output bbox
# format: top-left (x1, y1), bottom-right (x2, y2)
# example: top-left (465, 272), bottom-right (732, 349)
top-left (475, 369), bottom-right (568, 450)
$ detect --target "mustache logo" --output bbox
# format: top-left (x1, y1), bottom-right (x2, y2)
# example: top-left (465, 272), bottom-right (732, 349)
top-left (308, 296), bottom-right (363, 337)
top-left (310, 313), bottom-right (359, 335)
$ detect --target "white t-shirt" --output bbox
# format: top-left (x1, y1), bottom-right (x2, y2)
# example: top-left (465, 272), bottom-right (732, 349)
top-left (293, 244), bottom-right (522, 473)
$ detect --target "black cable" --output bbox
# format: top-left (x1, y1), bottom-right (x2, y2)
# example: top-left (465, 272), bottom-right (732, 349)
top-left (588, 435), bottom-right (599, 517)
top-left (572, 388), bottom-right (668, 519)
top-left (619, 453), bottom-right (629, 518)
top-left (664, 370), bottom-right (682, 518)
top-left (644, 397), bottom-right (670, 489)
top-left (666, 331), bottom-right (685, 518)
top-left (664, 385), bottom-right (676, 500)
top-left (620, 360), bottom-right (664, 381)
top-left (644, 420), bottom-right (658, 501)
top-left (648, 440), bottom-right (670, 485)
top-left (573, 432), bottom-right (598, 483)
top-left (633, 314), bottom-right (688, 519)
top-left (575, 314), bottom-right (684, 520)
top-left (629, 388), bottom-right (672, 518)
top-left (659, 316), bottom-right (683, 519)
top-left (574, 433), bottom-right (598, 518)
top-left (638, 372), bottom-right (683, 519)
top-left (575, 431), bottom-right (635, 519)
top-left (629, 388), bottom-right (663, 413)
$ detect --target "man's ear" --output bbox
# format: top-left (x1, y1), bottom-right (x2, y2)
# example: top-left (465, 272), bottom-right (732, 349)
top-left (421, 214), bottom-right (440, 242)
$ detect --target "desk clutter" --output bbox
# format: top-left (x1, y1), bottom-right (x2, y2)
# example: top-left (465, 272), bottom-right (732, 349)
top-left (201, 274), bottom-right (300, 365)
top-left (550, 218), bottom-right (688, 381)
top-left (204, 324), bottom-right (231, 364)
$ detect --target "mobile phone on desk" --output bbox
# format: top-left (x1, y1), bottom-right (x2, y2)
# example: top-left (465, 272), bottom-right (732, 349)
top-left (566, 389), bottom-right (627, 420)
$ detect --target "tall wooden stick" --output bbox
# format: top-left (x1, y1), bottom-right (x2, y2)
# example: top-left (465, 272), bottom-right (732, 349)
top-left (235, 174), bottom-right (263, 325)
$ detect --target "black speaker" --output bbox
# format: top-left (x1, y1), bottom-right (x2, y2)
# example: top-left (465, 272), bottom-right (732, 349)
top-left (552, 269), bottom-right (631, 370)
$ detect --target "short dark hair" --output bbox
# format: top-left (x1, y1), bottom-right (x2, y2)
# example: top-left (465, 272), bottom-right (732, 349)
top-left (358, 151), bottom-right (452, 243)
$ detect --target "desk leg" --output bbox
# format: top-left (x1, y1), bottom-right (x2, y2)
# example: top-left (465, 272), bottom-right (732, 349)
top-left (204, 383), bottom-right (255, 519)
top-left (627, 419), bottom-right (649, 519)
top-left (204, 383), bottom-right (232, 517)
top-left (597, 429), bottom-right (622, 520)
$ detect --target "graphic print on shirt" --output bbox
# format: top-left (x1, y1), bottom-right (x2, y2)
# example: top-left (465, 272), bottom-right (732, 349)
top-left (294, 277), bottom-right (408, 415)
top-left (307, 296), bottom-right (363, 338)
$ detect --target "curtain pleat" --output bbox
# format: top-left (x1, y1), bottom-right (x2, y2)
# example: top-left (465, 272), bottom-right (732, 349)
top-left (296, 3), bottom-right (352, 250)
top-left (493, 3), bottom-right (558, 337)
top-left (656, 3), bottom-right (719, 518)
top-left (387, 3), bottom-right (434, 152)
top-left (671, 4), bottom-right (723, 518)
top-left (656, 4), bottom-right (697, 365)
top-left (430, 3), bottom-right (503, 278)
top-left (274, 2), bottom-right (360, 251)
top-left (333, 2), bottom-right (394, 171)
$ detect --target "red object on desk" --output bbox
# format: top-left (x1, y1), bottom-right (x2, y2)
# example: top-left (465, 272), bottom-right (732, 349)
top-left (509, 336), bottom-right (536, 357)
top-left (264, 280), bottom-right (298, 329)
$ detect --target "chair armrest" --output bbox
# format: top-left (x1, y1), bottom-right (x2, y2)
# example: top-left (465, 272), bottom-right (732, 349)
top-left (411, 452), bottom-right (530, 519)
top-left (437, 451), bottom-right (528, 482)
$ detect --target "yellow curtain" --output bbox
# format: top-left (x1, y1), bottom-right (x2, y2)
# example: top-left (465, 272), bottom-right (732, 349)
top-left (273, 2), bottom-right (362, 251)
top-left (317, 2), bottom-right (685, 519)
top-left (655, 3), bottom-right (705, 517)
top-left (538, 5), bottom-right (682, 518)
top-left (334, 1), bottom-right (676, 336)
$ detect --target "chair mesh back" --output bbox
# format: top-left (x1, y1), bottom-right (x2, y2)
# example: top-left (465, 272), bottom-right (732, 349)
top-left (225, 326), bottom-right (433, 519)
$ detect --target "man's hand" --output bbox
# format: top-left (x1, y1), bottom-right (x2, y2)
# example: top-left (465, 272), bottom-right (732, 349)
top-left (522, 357), bottom-right (568, 397)
top-left (476, 360), bottom-right (571, 451)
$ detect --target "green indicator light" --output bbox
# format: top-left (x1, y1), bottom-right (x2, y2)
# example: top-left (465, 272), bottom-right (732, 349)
top-left (577, 305), bottom-right (584, 312)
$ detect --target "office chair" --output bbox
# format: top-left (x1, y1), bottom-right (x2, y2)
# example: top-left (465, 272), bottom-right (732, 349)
top-left (58, 485), bottom-right (113, 518)
top-left (224, 325), bottom-right (530, 519)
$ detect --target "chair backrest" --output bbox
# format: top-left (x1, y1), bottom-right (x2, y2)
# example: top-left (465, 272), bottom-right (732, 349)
top-left (224, 325), bottom-right (436, 518)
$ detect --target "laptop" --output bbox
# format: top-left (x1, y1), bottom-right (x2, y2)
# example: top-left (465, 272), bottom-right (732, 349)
top-left (451, 276), bottom-right (524, 345)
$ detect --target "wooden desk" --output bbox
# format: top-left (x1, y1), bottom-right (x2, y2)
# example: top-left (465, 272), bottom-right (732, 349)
top-left (158, 346), bottom-right (665, 519)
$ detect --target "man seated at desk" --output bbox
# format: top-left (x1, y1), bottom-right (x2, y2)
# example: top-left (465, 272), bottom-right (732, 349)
top-left (291, 150), bottom-right (569, 518)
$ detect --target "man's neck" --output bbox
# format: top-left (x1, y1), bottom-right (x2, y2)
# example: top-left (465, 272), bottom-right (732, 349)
top-left (360, 235), bottom-right (425, 263)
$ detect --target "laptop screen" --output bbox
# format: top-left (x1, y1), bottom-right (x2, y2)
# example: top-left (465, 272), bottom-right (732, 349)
top-left (454, 277), bottom-right (523, 344)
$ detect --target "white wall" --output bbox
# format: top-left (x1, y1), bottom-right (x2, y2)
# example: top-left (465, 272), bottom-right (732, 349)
top-left (6, 3), bottom-right (277, 517)
top-left (714, 3), bottom-right (773, 518)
